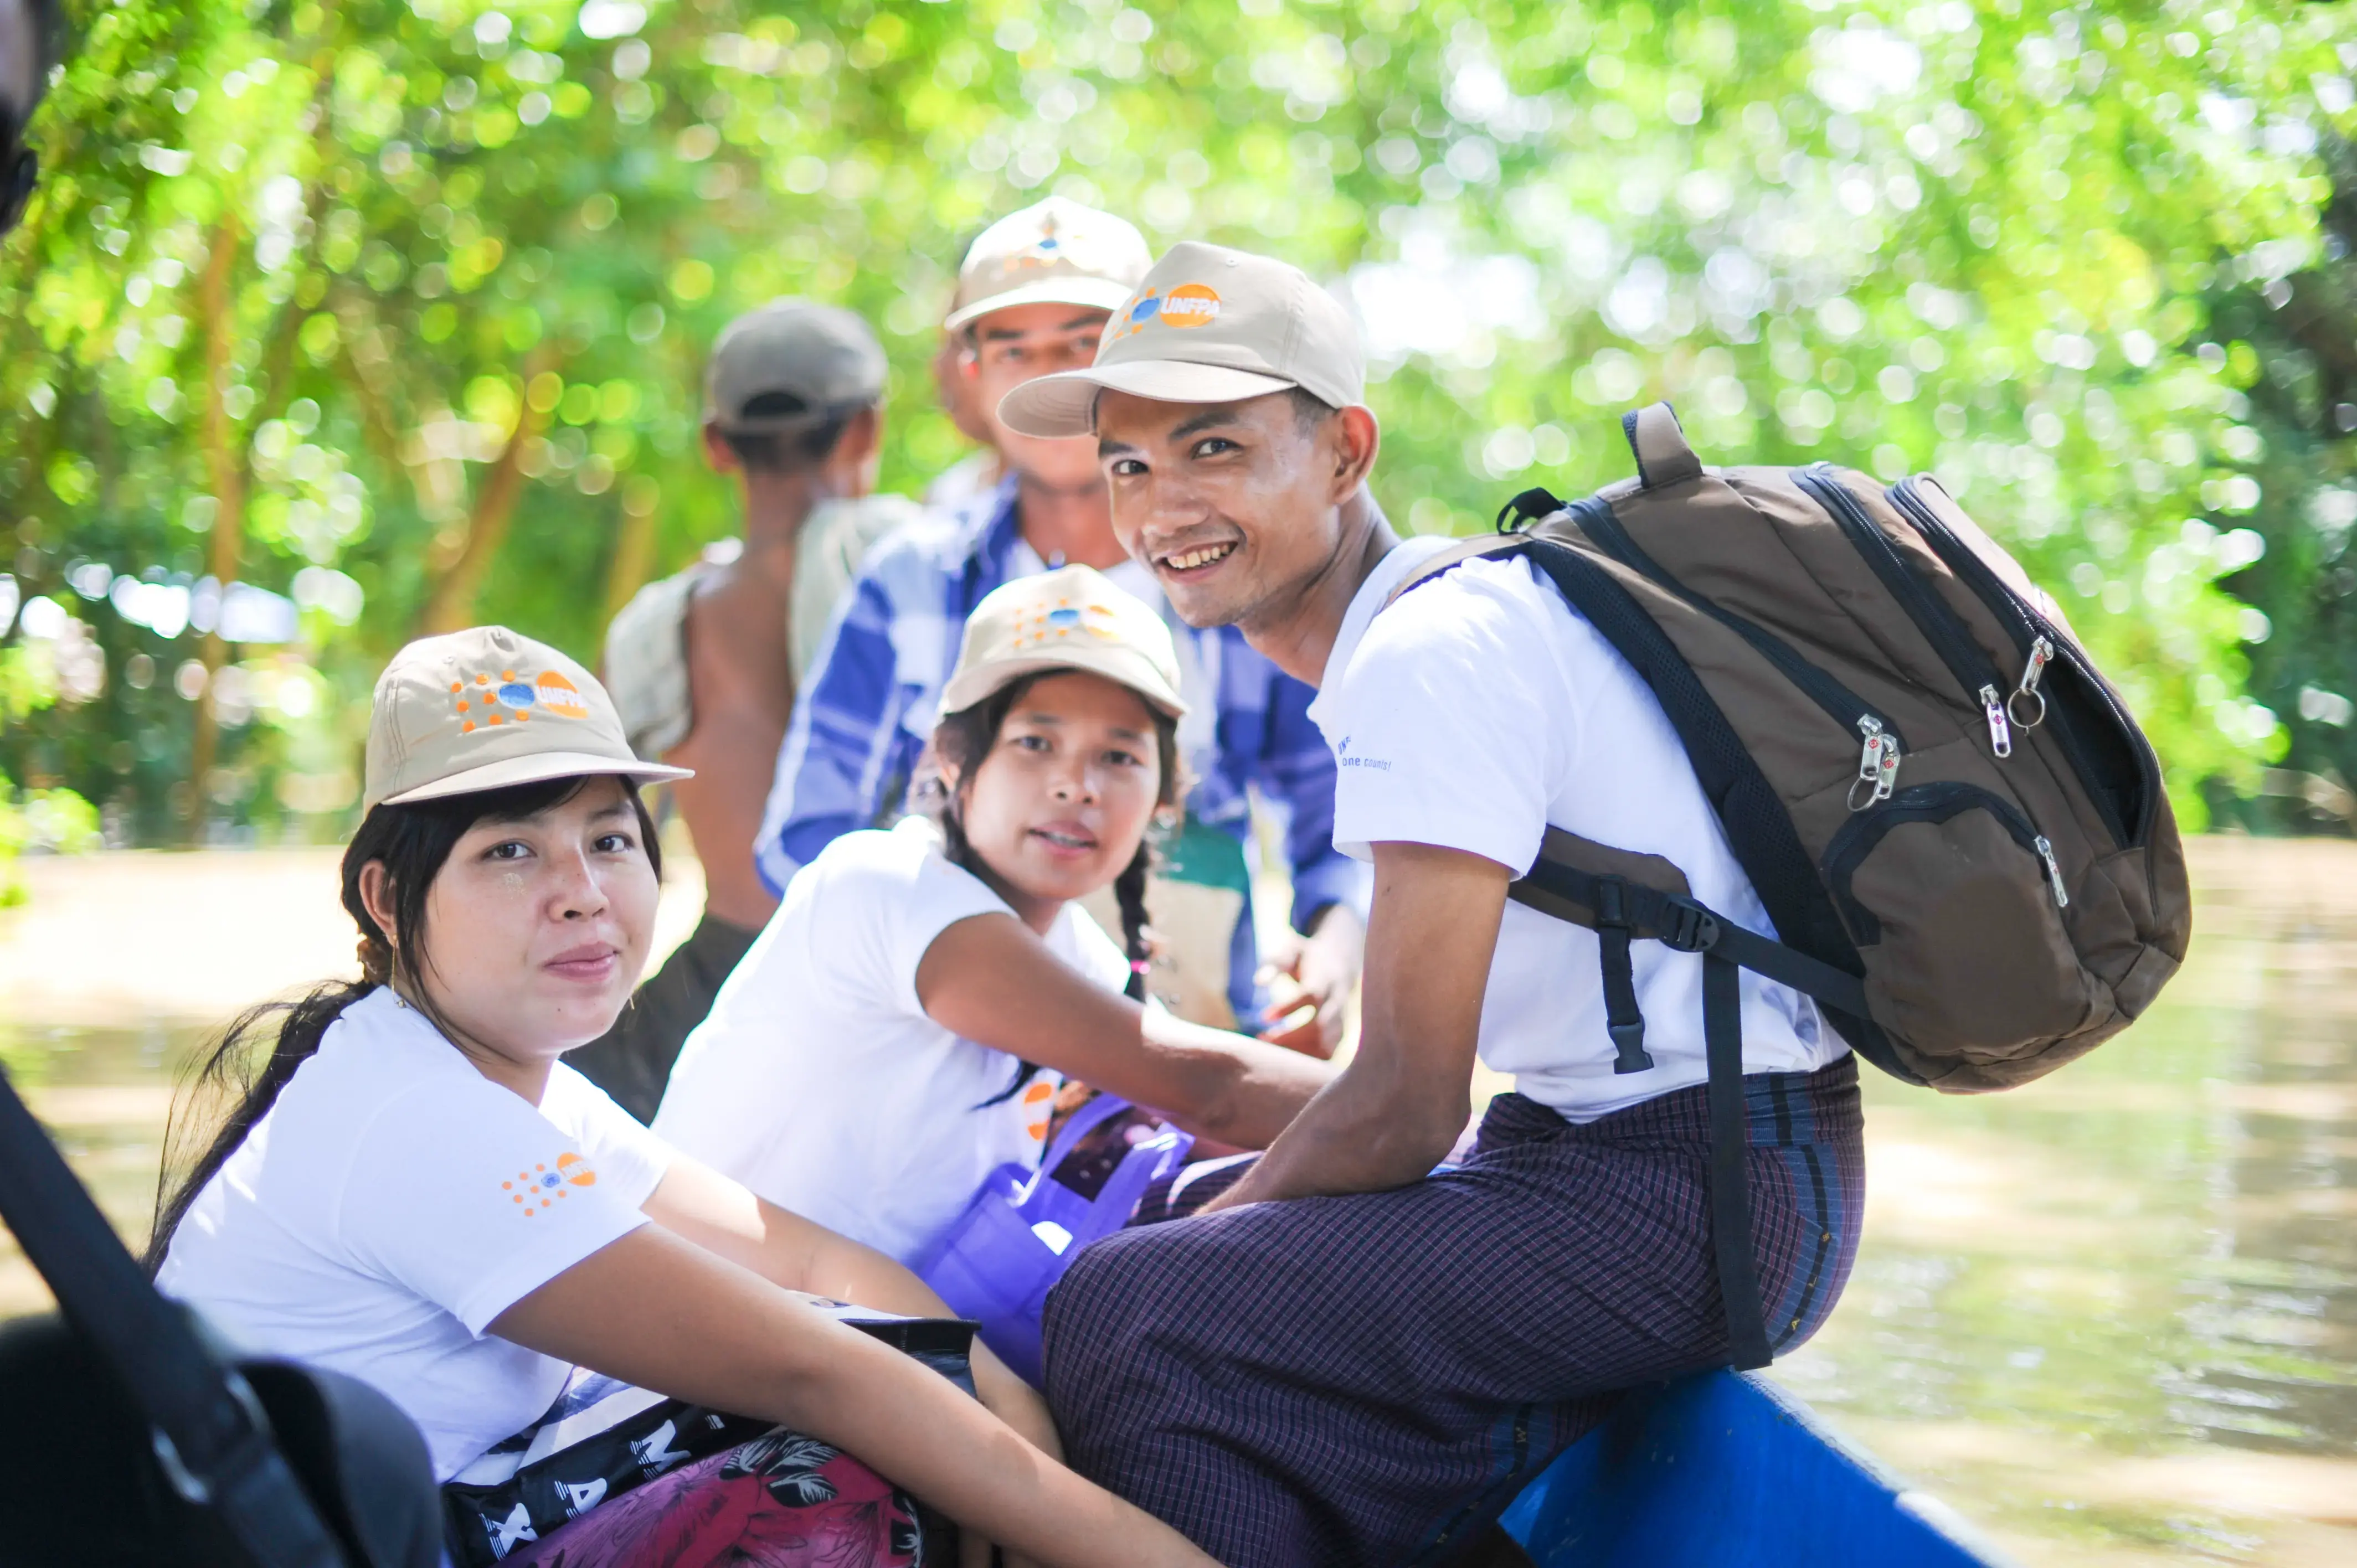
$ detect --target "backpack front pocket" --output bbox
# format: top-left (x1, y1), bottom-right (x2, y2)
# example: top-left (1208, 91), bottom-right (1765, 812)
top-left (1823, 781), bottom-right (2097, 1066)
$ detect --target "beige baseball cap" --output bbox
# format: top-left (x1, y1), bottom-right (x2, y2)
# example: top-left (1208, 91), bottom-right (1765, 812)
top-left (943, 198), bottom-right (1152, 332)
top-left (995, 241), bottom-right (1366, 438)
top-left (939, 565), bottom-right (1188, 721)
top-left (705, 298), bottom-right (887, 435)
top-left (363, 626), bottom-right (691, 811)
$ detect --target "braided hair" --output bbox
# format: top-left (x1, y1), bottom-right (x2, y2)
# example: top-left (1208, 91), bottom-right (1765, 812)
top-left (927, 670), bottom-right (1182, 1103)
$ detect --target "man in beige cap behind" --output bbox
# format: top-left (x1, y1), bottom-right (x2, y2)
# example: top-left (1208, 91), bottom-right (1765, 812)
top-left (756, 203), bottom-right (1370, 1055)
top-left (1000, 245), bottom-right (1864, 1566)
top-left (573, 299), bottom-right (919, 1119)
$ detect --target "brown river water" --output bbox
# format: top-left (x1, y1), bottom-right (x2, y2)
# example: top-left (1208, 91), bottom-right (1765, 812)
top-left (1, 836), bottom-right (2350, 1564)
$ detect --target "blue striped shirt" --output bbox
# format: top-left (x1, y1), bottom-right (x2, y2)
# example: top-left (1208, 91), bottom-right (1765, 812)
top-left (756, 476), bottom-right (1367, 1018)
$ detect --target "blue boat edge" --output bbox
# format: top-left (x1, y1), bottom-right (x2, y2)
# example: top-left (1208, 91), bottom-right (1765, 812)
top-left (1499, 1370), bottom-right (2017, 1567)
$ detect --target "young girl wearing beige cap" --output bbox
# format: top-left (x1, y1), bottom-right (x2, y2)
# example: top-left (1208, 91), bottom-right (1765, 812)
top-left (151, 626), bottom-right (1221, 1568)
top-left (655, 565), bottom-right (1331, 1277)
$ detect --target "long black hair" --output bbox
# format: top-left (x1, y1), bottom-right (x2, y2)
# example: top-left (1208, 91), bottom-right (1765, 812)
top-left (144, 775), bottom-right (661, 1273)
top-left (924, 670), bottom-right (1183, 1105)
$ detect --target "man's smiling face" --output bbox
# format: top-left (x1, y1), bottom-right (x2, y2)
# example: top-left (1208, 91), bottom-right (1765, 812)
top-left (1096, 389), bottom-right (1362, 631)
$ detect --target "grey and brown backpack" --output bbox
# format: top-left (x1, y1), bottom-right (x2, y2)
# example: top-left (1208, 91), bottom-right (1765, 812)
top-left (1392, 403), bottom-right (2191, 1370)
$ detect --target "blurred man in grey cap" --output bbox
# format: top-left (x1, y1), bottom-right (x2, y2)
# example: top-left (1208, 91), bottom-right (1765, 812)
top-left (573, 298), bottom-right (921, 1119)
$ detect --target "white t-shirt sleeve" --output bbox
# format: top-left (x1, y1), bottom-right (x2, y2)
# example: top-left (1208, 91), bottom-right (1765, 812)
top-left (541, 1065), bottom-right (674, 1205)
top-left (1322, 566), bottom-right (1571, 876)
top-left (807, 824), bottom-right (1018, 1017)
top-left (337, 1079), bottom-right (656, 1337)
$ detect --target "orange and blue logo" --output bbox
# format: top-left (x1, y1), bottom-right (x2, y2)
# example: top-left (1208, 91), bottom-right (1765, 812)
top-left (1157, 282), bottom-right (1221, 327)
top-left (1022, 1079), bottom-right (1054, 1142)
top-left (1012, 598), bottom-right (1126, 649)
top-left (451, 669), bottom-right (589, 734)
top-left (1110, 282), bottom-right (1223, 340)
top-left (504, 1152), bottom-right (598, 1218)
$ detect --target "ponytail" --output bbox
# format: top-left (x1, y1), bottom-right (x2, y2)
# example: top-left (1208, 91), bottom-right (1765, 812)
top-left (145, 774), bottom-right (661, 1273)
top-left (1111, 840), bottom-right (1152, 1004)
top-left (144, 981), bottom-right (377, 1275)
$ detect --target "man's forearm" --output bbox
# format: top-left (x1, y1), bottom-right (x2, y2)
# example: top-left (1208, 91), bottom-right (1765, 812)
top-left (1203, 1064), bottom-right (1464, 1210)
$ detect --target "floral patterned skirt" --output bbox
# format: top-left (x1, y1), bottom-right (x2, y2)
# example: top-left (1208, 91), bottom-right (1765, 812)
top-left (497, 1430), bottom-right (925, 1568)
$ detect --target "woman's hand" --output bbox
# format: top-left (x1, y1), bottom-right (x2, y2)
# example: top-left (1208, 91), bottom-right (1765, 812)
top-left (918, 910), bottom-right (1335, 1149)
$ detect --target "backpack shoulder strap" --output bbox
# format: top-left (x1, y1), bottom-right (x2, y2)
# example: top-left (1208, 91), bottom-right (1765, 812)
top-left (1509, 827), bottom-right (1691, 927)
top-left (1381, 534), bottom-right (1532, 611)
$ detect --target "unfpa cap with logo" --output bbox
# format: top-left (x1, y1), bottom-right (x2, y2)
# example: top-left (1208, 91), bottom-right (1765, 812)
top-left (363, 626), bottom-right (692, 811)
top-left (939, 565), bottom-right (1189, 721)
top-left (996, 241), bottom-right (1365, 438)
top-left (944, 197), bottom-right (1152, 332)
top-left (706, 298), bottom-right (887, 435)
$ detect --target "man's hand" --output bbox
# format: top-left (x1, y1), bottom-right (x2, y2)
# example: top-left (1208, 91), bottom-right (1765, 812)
top-left (1206, 843), bottom-right (1507, 1213)
top-left (1255, 903), bottom-right (1366, 1058)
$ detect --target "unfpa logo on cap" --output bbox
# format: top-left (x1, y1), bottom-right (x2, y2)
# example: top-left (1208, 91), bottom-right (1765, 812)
top-left (450, 669), bottom-right (590, 733)
top-left (1157, 283), bottom-right (1221, 327)
top-left (1012, 599), bottom-right (1124, 648)
top-left (1110, 282), bottom-right (1223, 340)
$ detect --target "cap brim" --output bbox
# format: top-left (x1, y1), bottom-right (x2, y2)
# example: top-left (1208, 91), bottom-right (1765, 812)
top-left (940, 651), bottom-right (1190, 723)
top-left (377, 751), bottom-right (693, 809)
top-left (996, 360), bottom-right (1299, 439)
top-left (944, 277), bottom-right (1137, 332)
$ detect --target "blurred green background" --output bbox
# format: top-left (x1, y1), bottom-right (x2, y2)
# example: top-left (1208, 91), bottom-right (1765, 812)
top-left (3, 0), bottom-right (2353, 859)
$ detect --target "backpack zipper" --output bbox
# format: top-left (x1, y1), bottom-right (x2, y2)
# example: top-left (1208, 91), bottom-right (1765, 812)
top-left (1568, 497), bottom-right (1907, 808)
top-left (1798, 467), bottom-right (2016, 762)
top-left (1885, 478), bottom-right (2155, 850)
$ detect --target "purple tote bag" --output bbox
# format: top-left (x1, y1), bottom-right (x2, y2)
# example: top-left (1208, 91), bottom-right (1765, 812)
top-left (915, 1094), bottom-right (1193, 1386)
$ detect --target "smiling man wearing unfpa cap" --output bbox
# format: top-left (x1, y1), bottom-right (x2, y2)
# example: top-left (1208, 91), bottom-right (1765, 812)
top-left (1000, 246), bottom-right (1863, 1567)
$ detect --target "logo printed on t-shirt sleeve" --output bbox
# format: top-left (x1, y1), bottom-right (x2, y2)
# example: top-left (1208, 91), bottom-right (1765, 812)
top-left (1021, 1079), bottom-right (1055, 1142)
top-left (503, 1152), bottom-right (598, 1217)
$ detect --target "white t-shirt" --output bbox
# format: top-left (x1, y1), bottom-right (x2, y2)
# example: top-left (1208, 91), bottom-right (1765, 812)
top-left (653, 817), bottom-right (1134, 1266)
top-left (158, 989), bottom-right (674, 1481)
top-left (1308, 537), bottom-right (1847, 1122)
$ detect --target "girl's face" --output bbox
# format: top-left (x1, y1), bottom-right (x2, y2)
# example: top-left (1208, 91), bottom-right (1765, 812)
top-left (367, 777), bottom-right (658, 1070)
top-left (954, 671), bottom-right (1165, 915)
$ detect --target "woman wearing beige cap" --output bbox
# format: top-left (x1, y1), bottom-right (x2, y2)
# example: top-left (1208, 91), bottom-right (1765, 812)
top-left (150, 626), bottom-right (1222, 1568)
top-left (656, 566), bottom-right (1332, 1287)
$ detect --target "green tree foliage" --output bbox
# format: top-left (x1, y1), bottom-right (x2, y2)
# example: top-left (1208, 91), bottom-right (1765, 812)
top-left (1, 0), bottom-right (2346, 842)
top-left (2195, 132), bottom-right (2357, 833)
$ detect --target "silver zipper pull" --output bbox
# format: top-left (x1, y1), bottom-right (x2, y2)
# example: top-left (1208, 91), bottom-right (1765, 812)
top-left (1980, 684), bottom-right (2013, 759)
top-left (2008, 637), bottom-right (2052, 729)
top-left (1847, 716), bottom-right (1901, 810)
top-left (2034, 834), bottom-right (2069, 908)
top-left (1848, 718), bottom-right (1887, 812)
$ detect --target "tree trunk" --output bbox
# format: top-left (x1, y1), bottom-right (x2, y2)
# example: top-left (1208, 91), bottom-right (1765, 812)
top-left (187, 216), bottom-right (245, 841)
top-left (416, 347), bottom-right (559, 637)
top-left (601, 481), bottom-right (661, 634)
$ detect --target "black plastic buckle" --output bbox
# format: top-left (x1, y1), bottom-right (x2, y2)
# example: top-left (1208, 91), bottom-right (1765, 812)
top-left (151, 1368), bottom-right (272, 1506)
top-left (1657, 896), bottom-right (1722, 954)
top-left (1605, 1018), bottom-right (1651, 1072)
